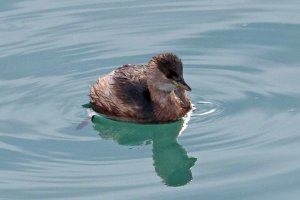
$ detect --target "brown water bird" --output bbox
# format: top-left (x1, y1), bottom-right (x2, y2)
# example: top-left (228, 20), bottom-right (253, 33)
top-left (89, 53), bottom-right (192, 123)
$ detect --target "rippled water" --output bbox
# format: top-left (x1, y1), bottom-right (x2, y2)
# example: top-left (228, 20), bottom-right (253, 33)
top-left (1, 0), bottom-right (300, 199)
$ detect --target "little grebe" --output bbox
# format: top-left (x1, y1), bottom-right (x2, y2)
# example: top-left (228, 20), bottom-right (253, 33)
top-left (89, 53), bottom-right (192, 123)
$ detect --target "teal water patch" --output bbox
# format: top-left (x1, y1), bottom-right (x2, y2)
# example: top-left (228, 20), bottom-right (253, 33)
top-left (92, 114), bottom-right (196, 187)
top-left (1, 0), bottom-right (300, 199)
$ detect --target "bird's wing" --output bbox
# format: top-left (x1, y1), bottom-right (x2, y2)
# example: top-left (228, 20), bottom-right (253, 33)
top-left (90, 64), bottom-right (154, 122)
top-left (112, 65), bottom-right (154, 119)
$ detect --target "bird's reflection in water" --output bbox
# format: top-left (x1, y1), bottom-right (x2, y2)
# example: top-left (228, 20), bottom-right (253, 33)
top-left (91, 112), bottom-right (197, 187)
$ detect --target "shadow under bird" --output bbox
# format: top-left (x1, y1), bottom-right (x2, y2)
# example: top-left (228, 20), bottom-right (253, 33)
top-left (91, 113), bottom-right (197, 187)
top-left (90, 53), bottom-right (192, 123)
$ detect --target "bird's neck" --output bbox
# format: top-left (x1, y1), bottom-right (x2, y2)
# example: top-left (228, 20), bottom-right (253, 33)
top-left (148, 83), bottom-right (185, 121)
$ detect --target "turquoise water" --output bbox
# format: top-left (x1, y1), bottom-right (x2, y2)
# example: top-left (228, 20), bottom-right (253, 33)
top-left (1, 0), bottom-right (300, 199)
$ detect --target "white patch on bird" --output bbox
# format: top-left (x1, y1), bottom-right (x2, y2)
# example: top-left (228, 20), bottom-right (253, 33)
top-left (158, 83), bottom-right (177, 92)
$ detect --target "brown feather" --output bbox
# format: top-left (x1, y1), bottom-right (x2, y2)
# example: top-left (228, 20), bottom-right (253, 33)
top-left (89, 53), bottom-right (192, 123)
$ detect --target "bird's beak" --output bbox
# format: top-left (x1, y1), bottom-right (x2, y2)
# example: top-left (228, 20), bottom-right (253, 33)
top-left (173, 79), bottom-right (192, 91)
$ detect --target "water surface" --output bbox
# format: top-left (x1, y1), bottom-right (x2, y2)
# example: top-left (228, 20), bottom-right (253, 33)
top-left (1, 0), bottom-right (300, 199)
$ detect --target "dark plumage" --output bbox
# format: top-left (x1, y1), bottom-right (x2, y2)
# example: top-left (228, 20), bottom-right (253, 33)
top-left (90, 53), bottom-right (192, 123)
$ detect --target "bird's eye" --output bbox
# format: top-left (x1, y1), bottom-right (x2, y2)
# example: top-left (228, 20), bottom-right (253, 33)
top-left (168, 70), bottom-right (179, 80)
top-left (173, 77), bottom-right (180, 81)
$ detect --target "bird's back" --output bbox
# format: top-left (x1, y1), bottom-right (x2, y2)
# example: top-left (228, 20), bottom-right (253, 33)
top-left (90, 64), bottom-right (154, 122)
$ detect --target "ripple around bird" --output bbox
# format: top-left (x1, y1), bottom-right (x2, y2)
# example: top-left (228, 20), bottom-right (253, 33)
top-left (1, 0), bottom-right (300, 199)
